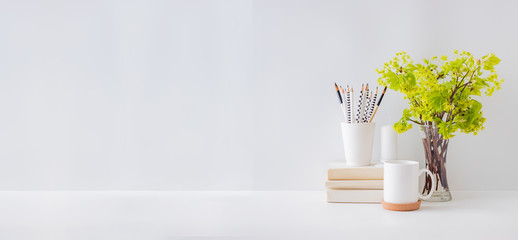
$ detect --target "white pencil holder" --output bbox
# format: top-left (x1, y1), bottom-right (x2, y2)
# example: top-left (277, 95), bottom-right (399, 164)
top-left (341, 122), bottom-right (376, 166)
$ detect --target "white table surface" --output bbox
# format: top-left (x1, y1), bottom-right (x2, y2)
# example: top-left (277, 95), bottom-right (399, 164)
top-left (0, 191), bottom-right (516, 240)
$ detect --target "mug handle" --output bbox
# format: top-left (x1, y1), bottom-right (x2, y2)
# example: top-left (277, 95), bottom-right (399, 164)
top-left (418, 168), bottom-right (436, 200)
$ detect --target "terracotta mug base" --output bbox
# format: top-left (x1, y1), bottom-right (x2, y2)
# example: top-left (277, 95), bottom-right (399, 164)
top-left (381, 199), bottom-right (421, 211)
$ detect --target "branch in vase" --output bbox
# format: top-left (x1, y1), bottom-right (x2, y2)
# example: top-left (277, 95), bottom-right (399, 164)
top-left (409, 119), bottom-right (423, 125)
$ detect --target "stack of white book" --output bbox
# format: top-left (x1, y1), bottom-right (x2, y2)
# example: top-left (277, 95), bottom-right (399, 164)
top-left (326, 162), bottom-right (384, 203)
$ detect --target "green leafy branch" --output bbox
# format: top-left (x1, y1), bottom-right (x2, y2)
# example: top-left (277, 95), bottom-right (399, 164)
top-left (377, 50), bottom-right (503, 138)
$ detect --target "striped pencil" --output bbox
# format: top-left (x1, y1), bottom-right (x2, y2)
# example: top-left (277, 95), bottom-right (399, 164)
top-left (369, 86), bottom-right (387, 123)
top-left (363, 84), bottom-right (370, 123)
top-left (364, 91), bottom-right (373, 123)
top-left (340, 85), bottom-right (347, 119)
top-left (345, 86), bottom-right (352, 123)
top-left (368, 87), bottom-right (378, 120)
top-left (355, 84), bottom-right (364, 123)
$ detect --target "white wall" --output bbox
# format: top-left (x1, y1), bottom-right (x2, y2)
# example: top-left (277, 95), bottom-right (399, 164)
top-left (0, 0), bottom-right (516, 190)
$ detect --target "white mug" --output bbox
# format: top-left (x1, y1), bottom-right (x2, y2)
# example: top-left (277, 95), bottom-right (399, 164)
top-left (341, 122), bottom-right (375, 166)
top-left (384, 160), bottom-right (436, 204)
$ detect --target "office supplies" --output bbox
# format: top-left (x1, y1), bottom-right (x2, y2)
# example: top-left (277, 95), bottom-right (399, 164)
top-left (340, 85), bottom-right (349, 122)
top-left (368, 87), bottom-right (378, 120)
top-left (345, 86), bottom-right (352, 123)
top-left (334, 83), bottom-right (347, 121)
top-left (334, 83), bottom-right (343, 104)
top-left (340, 85), bottom-right (346, 113)
top-left (355, 84), bottom-right (364, 123)
top-left (368, 86), bottom-right (387, 123)
top-left (363, 84), bottom-right (370, 123)
top-left (335, 83), bottom-right (385, 124)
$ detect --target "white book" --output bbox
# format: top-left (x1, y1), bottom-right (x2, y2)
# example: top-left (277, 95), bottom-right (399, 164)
top-left (326, 189), bottom-right (383, 203)
top-left (325, 180), bottom-right (383, 190)
top-left (328, 162), bottom-right (384, 180)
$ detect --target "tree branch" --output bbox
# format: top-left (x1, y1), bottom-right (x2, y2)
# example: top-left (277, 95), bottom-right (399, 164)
top-left (412, 98), bottom-right (420, 107)
top-left (449, 70), bottom-right (471, 102)
top-left (457, 66), bottom-right (479, 100)
top-left (408, 119), bottom-right (423, 125)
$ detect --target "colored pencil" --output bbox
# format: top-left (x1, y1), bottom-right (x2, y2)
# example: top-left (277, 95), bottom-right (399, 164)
top-left (368, 86), bottom-right (387, 123)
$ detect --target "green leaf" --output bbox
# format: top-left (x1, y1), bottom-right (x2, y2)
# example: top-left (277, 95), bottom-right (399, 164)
top-left (483, 54), bottom-right (501, 70)
top-left (429, 92), bottom-right (446, 112)
top-left (386, 71), bottom-right (402, 91)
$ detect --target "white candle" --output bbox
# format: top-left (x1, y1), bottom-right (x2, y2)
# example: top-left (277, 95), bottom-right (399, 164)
top-left (381, 125), bottom-right (398, 162)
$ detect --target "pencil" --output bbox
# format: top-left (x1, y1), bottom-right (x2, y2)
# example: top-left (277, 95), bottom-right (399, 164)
top-left (335, 83), bottom-right (347, 121)
top-left (364, 91), bottom-right (372, 122)
top-left (340, 85), bottom-right (347, 119)
top-left (368, 86), bottom-right (387, 123)
top-left (345, 86), bottom-right (352, 123)
top-left (368, 87), bottom-right (378, 120)
top-left (355, 84), bottom-right (364, 123)
top-left (335, 83), bottom-right (343, 103)
top-left (363, 84), bottom-right (370, 123)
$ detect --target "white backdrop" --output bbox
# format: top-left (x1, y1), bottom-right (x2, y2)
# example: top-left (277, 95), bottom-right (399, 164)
top-left (0, 0), bottom-right (516, 190)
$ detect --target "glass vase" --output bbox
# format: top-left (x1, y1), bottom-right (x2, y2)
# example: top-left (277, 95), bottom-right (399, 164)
top-left (419, 125), bottom-right (452, 202)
